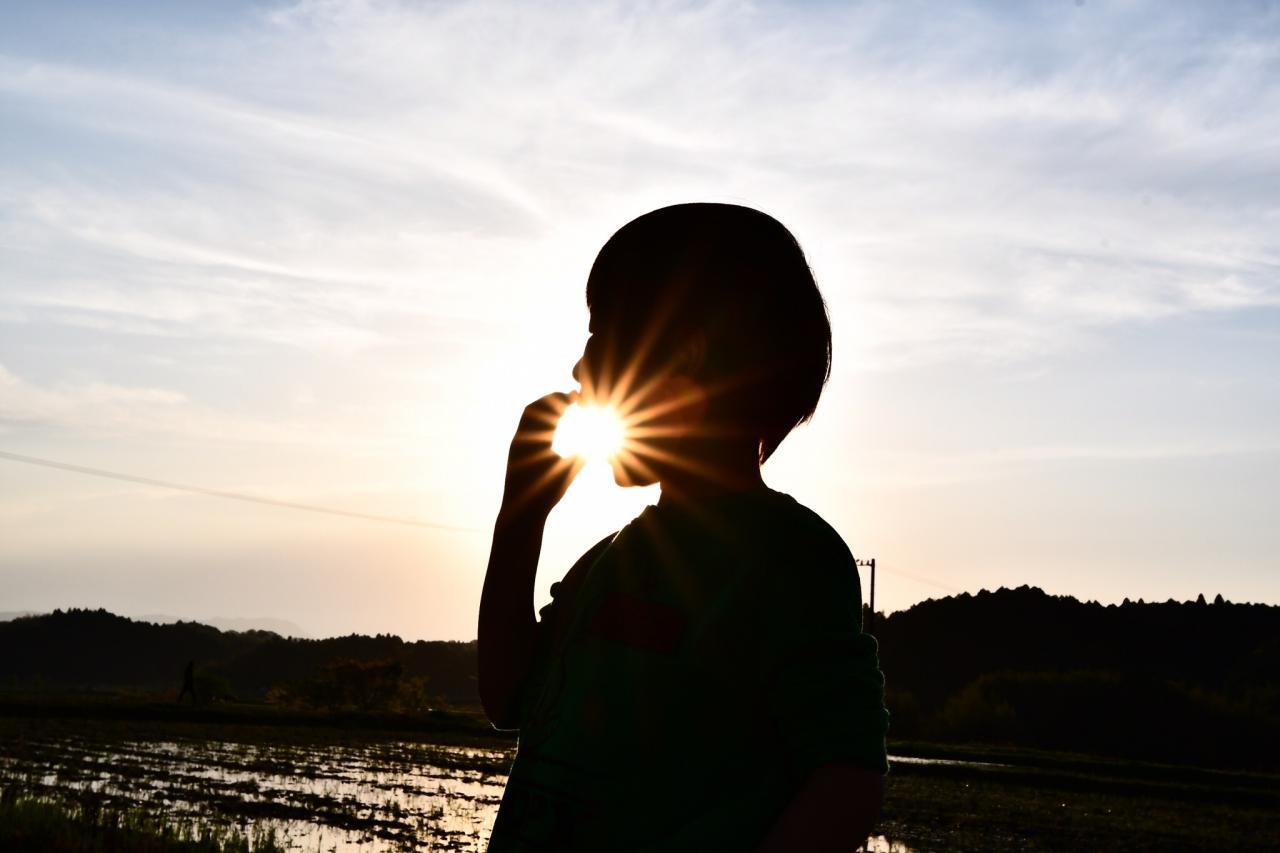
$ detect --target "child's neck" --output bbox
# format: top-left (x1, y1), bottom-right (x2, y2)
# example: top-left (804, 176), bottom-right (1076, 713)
top-left (657, 441), bottom-right (765, 505)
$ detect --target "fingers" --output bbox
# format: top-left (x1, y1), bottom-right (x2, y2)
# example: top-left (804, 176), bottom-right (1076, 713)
top-left (530, 391), bottom-right (574, 414)
top-left (533, 391), bottom-right (575, 425)
top-left (500, 391), bottom-right (588, 518)
top-left (501, 445), bottom-right (587, 518)
top-left (513, 391), bottom-right (575, 446)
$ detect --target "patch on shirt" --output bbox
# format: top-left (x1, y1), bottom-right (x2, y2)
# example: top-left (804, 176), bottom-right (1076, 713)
top-left (588, 592), bottom-right (686, 654)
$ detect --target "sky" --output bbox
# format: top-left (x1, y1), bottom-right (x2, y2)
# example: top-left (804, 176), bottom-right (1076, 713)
top-left (1, 0), bottom-right (1277, 641)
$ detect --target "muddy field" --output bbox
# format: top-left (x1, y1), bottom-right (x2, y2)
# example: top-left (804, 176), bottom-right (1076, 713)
top-left (1, 713), bottom-right (1276, 851)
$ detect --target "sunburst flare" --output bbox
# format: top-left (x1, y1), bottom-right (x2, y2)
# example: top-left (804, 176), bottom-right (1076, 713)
top-left (552, 402), bottom-right (628, 463)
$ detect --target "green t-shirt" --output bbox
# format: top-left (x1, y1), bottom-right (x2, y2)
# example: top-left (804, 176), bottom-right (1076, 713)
top-left (487, 488), bottom-right (888, 852)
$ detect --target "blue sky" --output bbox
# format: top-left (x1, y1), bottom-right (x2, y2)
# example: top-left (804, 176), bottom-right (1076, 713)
top-left (1, 0), bottom-right (1277, 639)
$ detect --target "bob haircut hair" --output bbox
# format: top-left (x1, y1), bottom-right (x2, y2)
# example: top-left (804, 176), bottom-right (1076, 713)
top-left (585, 203), bottom-right (832, 464)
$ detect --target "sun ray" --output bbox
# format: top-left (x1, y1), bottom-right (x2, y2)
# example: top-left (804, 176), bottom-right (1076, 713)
top-left (618, 441), bottom-right (729, 485)
top-left (611, 446), bottom-right (663, 487)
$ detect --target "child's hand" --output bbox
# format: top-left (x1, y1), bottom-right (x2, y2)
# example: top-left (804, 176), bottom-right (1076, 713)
top-left (499, 391), bottom-right (586, 521)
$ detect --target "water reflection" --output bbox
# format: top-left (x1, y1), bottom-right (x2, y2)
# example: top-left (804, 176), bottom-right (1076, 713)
top-left (889, 754), bottom-right (1008, 769)
top-left (1, 737), bottom-right (946, 850)
top-left (1, 735), bottom-right (510, 852)
top-left (862, 835), bottom-right (915, 853)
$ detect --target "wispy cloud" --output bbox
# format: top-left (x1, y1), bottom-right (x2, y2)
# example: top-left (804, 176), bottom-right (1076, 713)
top-left (3, 0), bottom-right (1275, 374)
top-left (0, 360), bottom-right (384, 451)
top-left (0, 363), bottom-right (185, 428)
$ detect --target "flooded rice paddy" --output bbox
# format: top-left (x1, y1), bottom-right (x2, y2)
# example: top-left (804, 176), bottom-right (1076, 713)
top-left (0, 724), bottom-right (928, 851)
top-left (9, 716), bottom-right (1274, 851)
top-left (1, 731), bottom-right (510, 851)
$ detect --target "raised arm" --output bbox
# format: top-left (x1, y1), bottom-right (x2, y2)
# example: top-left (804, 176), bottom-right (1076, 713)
top-left (478, 392), bottom-right (582, 727)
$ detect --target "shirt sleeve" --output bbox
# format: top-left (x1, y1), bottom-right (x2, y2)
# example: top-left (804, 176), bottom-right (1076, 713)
top-left (757, 534), bottom-right (889, 776)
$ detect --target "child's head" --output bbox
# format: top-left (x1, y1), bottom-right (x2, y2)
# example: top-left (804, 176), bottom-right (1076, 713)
top-left (579, 203), bottom-right (831, 480)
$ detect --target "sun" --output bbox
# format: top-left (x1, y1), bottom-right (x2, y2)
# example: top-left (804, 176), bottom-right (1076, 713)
top-left (552, 402), bottom-right (627, 463)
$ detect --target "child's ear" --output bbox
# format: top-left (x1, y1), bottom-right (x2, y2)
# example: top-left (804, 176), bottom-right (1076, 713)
top-left (663, 334), bottom-right (708, 430)
top-left (676, 332), bottom-right (708, 376)
top-left (661, 374), bottom-right (708, 430)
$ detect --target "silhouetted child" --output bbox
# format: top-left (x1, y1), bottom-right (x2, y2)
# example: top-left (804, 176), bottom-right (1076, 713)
top-left (479, 203), bottom-right (888, 851)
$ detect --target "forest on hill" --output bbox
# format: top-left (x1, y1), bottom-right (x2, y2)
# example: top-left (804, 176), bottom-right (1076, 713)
top-left (0, 608), bottom-right (478, 706)
top-left (873, 586), bottom-right (1279, 768)
top-left (3, 586), bottom-right (1277, 768)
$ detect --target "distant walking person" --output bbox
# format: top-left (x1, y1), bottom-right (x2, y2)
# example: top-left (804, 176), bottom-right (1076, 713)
top-left (177, 659), bottom-right (197, 705)
top-left (480, 204), bottom-right (889, 851)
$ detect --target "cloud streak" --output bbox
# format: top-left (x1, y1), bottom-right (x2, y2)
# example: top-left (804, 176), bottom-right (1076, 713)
top-left (2, 0), bottom-right (1277, 372)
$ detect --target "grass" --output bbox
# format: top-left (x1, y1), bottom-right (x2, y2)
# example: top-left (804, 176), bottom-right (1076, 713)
top-left (0, 691), bottom-right (513, 748)
top-left (0, 785), bottom-right (285, 853)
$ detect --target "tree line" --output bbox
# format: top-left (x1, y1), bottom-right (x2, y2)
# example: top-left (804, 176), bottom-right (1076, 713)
top-left (3, 586), bottom-right (1276, 768)
top-left (0, 608), bottom-right (477, 707)
top-left (872, 585), bottom-right (1278, 768)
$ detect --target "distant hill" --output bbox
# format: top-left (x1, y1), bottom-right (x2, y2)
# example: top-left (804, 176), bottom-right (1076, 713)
top-left (0, 609), bottom-right (477, 706)
top-left (872, 586), bottom-right (1279, 768)
top-left (2, 610), bottom-right (308, 637)
top-left (4, 589), bottom-right (1277, 768)
top-left (135, 614), bottom-right (310, 637)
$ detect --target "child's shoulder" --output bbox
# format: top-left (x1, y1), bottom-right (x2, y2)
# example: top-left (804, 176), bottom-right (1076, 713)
top-left (758, 489), bottom-right (855, 558)
top-left (718, 490), bottom-right (860, 594)
top-left (738, 490), bottom-right (864, 614)
top-left (640, 487), bottom-right (857, 575)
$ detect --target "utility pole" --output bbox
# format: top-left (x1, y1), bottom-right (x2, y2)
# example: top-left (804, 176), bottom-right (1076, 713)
top-left (856, 557), bottom-right (876, 633)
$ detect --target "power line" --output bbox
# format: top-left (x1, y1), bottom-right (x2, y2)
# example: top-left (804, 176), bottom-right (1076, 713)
top-left (2, 448), bottom-right (962, 592)
top-left (856, 556), bottom-right (961, 631)
top-left (0, 450), bottom-right (474, 532)
top-left (877, 566), bottom-right (961, 594)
